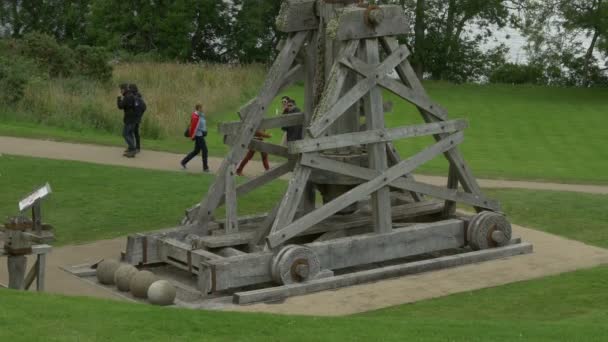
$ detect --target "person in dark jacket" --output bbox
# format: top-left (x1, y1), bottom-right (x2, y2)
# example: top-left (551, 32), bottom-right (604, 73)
top-left (281, 99), bottom-right (303, 142)
top-left (129, 84), bottom-right (146, 153)
top-left (181, 104), bottom-right (210, 172)
top-left (117, 83), bottom-right (138, 158)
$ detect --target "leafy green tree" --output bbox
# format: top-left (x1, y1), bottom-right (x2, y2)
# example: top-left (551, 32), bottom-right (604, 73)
top-left (523, 0), bottom-right (608, 86)
top-left (225, 0), bottom-right (283, 63)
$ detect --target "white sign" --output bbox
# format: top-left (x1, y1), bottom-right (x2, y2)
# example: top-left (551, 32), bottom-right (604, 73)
top-left (19, 183), bottom-right (52, 211)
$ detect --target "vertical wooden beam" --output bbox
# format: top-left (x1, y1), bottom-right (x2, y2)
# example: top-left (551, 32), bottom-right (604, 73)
top-left (386, 142), bottom-right (423, 202)
top-left (302, 30), bottom-right (318, 215)
top-left (442, 163), bottom-right (459, 217)
top-left (36, 253), bottom-right (46, 291)
top-left (7, 255), bottom-right (26, 289)
top-left (195, 31), bottom-right (308, 231)
top-left (224, 165), bottom-right (238, 234)
top-left (363, 38), bottom-right (392, 234)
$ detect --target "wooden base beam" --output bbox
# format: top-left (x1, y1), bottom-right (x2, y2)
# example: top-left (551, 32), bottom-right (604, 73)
top-left (234, 242), bottom-right (533, 304)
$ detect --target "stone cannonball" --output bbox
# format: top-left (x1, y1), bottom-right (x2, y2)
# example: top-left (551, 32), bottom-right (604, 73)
top-left (114, 264), bottom-right (139, 292)
top-left (96, 259), bottom-right (120, 285)
top-left (147, 280), bottom-right (177, 306)
top-left (129, 270), bottom-right (157, 298)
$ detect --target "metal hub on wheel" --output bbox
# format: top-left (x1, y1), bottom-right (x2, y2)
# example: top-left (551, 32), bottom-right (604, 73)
top-left (467, 212), bottom-right (512, 250)
top-left (271, 245), bottom-right (321, 285)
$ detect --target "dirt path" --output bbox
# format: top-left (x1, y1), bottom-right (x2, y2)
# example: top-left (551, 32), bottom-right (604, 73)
top-left (2, 136), bottom-right (608, 194)
top-left (1, 224), bottom-right (607, 316)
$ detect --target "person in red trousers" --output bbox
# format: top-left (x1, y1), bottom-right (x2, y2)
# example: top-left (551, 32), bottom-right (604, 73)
top-left (236, 130), bottom-right (272, 176)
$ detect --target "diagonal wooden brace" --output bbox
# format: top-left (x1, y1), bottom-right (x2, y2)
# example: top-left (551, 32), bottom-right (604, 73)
top-left (194, 31), bottom-right (308, 230)
top-left (265, 131), bottom-right (465, 248)
top-left (308, 45), bottom-right (410, 137)
top-left (301, 154), bottom-right (500, 211)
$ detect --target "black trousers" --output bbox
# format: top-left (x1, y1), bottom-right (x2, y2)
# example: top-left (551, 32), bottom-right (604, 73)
top-left (181, 136), bottom-right (209, 170)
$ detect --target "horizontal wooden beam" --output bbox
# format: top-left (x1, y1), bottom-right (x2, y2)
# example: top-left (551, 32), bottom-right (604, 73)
top-left (276, 0), bottom-right (318, 32)
top-left (266, 132), bottom-right (464, 248)
top-left (204, 219), bottom-right (465, 291)
top-left (234, 242), bottom-right (533, 304)
top-left (328, 5), bottom-right (409, 41)
top-left (290, 119), bottom-right (467, 153)
top-left (218, 113), bottom-right (305, 136)
top-left (248, 140), bottom-right (289, 158)
top-left (301, 154), bottom-right (500, 211)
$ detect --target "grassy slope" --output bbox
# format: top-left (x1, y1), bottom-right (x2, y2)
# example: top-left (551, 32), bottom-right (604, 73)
top-left (1, 266), bottom-right (607, 341)
top-left (1, 61), bottom-right (607, 184)
top-left (1, 156), bottom-right (608, 340)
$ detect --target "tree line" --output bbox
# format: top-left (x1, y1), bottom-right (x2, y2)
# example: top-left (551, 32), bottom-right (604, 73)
top-left (1, 0), bottom-right (606, 86)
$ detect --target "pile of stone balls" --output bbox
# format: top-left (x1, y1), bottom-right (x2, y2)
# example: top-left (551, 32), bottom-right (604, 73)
top-left (96, 259), bottom-right (176, 306)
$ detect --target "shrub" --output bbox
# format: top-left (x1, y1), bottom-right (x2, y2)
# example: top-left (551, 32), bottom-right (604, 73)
top-left (0, 57), bottom-right (30, 104)
top-left (489, 63), bottom-right (545, 85)
top-left (20, 32), bottom-right (76, 78)
top-left (74, 45), bottom-right (113, 82)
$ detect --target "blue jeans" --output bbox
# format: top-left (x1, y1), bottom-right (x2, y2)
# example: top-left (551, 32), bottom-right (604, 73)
top-left (123, 123), bottom-right (137, 151)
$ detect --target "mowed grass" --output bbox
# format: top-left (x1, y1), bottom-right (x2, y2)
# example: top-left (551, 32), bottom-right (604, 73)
top-left (0, 155), bottom-right (284, 245)
top-left (5, 80), bottom-right (608, 184)
top-left (1, 156), bottom-right (608, 340)
top-left (1, 266), bottom-right (608, 341)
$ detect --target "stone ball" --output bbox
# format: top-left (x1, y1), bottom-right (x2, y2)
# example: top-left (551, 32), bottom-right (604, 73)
top-left (96, 259), bottom-right (120, 285)
top-left (114, 264), bottom-right (139, 292)
top-left (147, 280), bottom-right (177, 306)
top-left (129, 270), bottom-right (157, 298)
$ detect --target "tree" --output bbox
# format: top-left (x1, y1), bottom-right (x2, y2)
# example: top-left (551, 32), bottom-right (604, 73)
top-left (388, 0), bottom-right (517, 82)
top-left (523, 0), bottom-right (608, 86)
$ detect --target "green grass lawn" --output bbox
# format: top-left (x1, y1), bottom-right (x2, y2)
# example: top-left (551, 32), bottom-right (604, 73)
top-left (1, 265), bottom-right (607, 341)
top-left (0, 155), bottom-right (284, 245)
top-left (1, 155), bottom-right (608, 341)
top-left (3, 82), bottom-right (607, 184)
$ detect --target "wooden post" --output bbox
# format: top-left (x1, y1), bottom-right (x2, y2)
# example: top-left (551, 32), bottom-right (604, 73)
top-left (443, 164), bottom-right (459, 217)
top-left (362, 38), bottom-right (392, 234)
top-left (7, 255), bottom-right (26, 289)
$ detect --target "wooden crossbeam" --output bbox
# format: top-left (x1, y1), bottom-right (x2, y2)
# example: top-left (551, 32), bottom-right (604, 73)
top-left (195, 31), bottom-right (309, 230)
top-left (276, 0), bottom-right (319, 33)
top-left (310, 40), bottom-right (360, 126)
top-left (266, 132), bottom-right (465, 248)
top-left (218, 113), bottom-right (304, 136)
top-left (248, 140), bottom-right (289, 158)
top-left (300, 155), bottom-right (500, 211)
top-left (308, 45), bottom-right (410, 137)
top-left (380, 37), bottom-right (485, 205)
top-left (386, 142), bottom-right (423, 202)
top-left (327, 5), bottom-right (409, 41)
top-left (289, 119), bottom-right (467, 153)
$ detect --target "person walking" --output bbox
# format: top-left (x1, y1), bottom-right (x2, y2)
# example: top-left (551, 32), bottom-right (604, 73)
top-left (236, 130), bottom-right (272, 176)
top-left (282, 99), bottom-right (303, 142)
top-left (117, 83), bottom-right (138, 158)
top-left (181, 104), bottom-right (210, 172)
top-left (129, 84), bottom-right (147, 154)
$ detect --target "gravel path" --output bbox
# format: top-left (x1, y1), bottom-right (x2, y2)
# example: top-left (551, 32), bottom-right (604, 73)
top-left (2, 136), bottom-right (607, 194)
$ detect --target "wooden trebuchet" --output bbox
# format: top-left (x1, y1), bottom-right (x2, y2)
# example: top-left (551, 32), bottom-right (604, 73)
top-left (116, 0), bottom-right (530, 305)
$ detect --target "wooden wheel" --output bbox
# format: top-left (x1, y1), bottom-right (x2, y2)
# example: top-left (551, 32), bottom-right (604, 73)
top-left (271, 245), bottom-right (320, 285)
top-left (469, 212), bottom-right (512, 251)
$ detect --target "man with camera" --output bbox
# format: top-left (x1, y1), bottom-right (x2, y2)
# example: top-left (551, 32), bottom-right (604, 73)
top-left (117, 83), bottom-right (139, 158)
